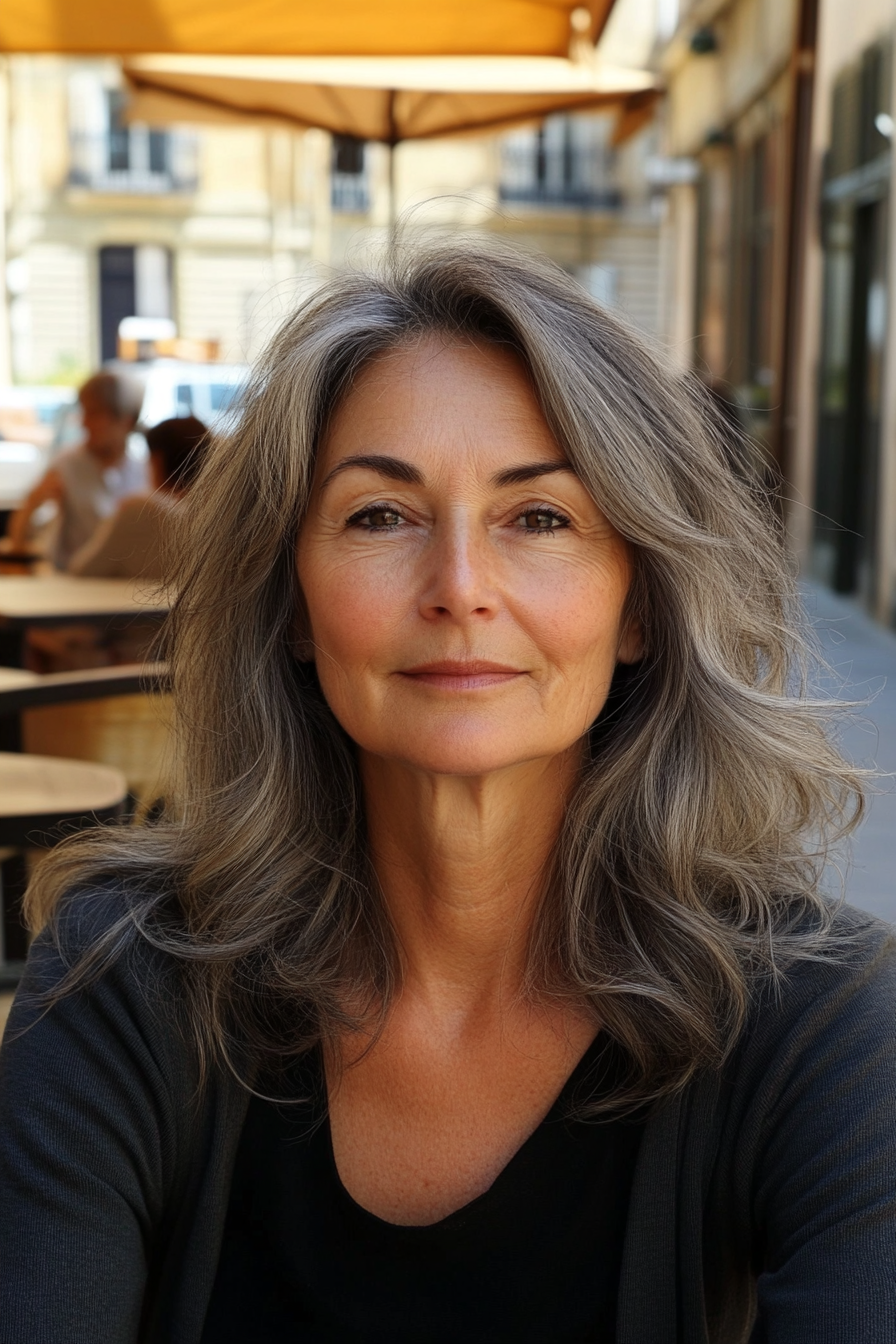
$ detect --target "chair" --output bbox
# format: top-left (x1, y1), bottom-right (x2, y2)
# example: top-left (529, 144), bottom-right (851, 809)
top-left (0, 664), bottom-right (172, 986)
top-left (0, 663), bottom-right (173, 793)
top-left (0, 752), bottom-right (129, 987)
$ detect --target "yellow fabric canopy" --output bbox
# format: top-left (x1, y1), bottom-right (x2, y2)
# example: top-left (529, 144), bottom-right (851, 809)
top-left (0, 0), bottom-right (614, 59)
top-left (123, 54), bottom-right (658, 144)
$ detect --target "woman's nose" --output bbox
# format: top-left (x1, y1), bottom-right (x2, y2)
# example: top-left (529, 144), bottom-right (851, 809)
top-left (417, 515), bottom-right (500, 622)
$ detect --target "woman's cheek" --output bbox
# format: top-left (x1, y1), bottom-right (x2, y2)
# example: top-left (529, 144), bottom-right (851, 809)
top-left (312, 561), bottom-right (406, 665)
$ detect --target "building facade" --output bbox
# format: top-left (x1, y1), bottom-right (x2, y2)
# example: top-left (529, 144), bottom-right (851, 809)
top-left (0, 54), bottom-right (662, 393)
top-left (655, 0), bottom-right (896, 628)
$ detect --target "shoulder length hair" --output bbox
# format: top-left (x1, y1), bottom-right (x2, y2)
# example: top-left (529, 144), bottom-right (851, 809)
top-left (26, 239), bottom-right (862, 1112)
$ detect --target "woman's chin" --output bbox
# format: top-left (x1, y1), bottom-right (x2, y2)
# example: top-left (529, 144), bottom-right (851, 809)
top-left (368, 734), bottom-right (558, 780)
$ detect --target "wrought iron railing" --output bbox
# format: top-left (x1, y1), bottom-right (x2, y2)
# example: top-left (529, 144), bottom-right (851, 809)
top-left (331, 172), bottom-right (371, 213)
top-left (68, 129), bottom-right (198, 194)
top-left (499, 142), bottom-right (622, 209)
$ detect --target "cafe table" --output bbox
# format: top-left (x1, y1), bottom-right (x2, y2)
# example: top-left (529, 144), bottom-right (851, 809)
top-left (0, 574), bottom-right (169, 669)
top-left (0, 574), bottom-right (169, 752)
top-left (0, 578), bottom-right (169, 973)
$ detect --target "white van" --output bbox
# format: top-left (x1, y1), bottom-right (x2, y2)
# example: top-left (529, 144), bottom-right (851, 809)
top-left (49, 361), bottom-right (249, 454)
top-left (130, 360), bottom-right (249, 429)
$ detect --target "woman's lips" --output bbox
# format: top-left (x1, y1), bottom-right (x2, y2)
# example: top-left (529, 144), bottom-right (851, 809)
top-left (397, 660), bottom-right (525, 690)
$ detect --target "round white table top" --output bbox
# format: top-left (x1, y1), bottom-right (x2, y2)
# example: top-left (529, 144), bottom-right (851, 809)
top-left (0, 751), bottom-right (128, 817)
top-left (0, 575), bottom-right (168, 626)
top-left (0, 667), bottom-right (40, 693)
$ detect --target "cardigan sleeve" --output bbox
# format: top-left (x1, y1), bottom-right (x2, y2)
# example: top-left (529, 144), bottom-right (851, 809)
top-left (748, 925), bottom-right (896, 1342)
top-left (0, 901), bottom-right (188, 1344)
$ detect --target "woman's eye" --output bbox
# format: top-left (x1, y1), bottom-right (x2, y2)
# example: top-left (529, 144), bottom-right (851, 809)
top-left (517, 508), bottom-right (570, 533)
top-left (347, 506), bottom-right (404, 531)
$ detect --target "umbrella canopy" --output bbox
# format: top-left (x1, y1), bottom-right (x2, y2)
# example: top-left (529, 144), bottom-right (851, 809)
top-left (123, 54), bottom-right (658, 144)
top-left (0, 0), bottom-right (615, 59)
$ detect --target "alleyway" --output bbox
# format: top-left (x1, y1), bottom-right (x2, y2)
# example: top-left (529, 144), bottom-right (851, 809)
top-left (804, 584), bottom-right (896, 924)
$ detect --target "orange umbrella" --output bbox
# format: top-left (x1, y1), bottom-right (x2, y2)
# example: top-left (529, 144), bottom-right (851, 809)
top-left (0, 0), bottom-right (615, 59)
top-left (122, 51), bottom-right (658, 226)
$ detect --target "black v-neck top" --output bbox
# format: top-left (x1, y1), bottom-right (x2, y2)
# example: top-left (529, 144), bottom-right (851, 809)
top-left (202, 1034), bottom-right (643, 1343)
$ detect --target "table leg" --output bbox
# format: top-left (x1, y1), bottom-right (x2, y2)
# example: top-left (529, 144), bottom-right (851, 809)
top-left (0, 624), bottom-right (25, 669)
top-left (0, 714), bottom-right (22, 752)
top-left (0, 851), bottom-right (28, 986)
top-left (0, 623), bottom-right (25, 750)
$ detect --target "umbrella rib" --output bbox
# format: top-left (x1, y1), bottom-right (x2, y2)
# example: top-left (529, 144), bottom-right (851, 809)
top-left (126, 73), bottom-right (317, 132)
top-left (128, 72), bottom-right (391, 141)
top-left (399, 90), bottom-right (647, 142)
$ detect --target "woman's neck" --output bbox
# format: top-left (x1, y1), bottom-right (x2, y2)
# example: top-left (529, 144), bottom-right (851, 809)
top-left (359, 749), bottom-right (579, 1013)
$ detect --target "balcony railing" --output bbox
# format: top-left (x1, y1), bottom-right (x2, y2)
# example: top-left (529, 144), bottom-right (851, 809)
top-left (499, 142), bottom-right (622, 210)
top-left (68, 128), bottom-right (198, 195)
top-left (331, 172), bottom-right (370, 213)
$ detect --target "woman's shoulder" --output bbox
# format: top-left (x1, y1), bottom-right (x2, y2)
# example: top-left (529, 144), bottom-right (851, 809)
top-left (770, 900), bottom-right (894, 1011)
top-left (6, 880), bottom-right (193, 1079)
top-left (732, 900), bottom-right (896, 1092)
top-left (0, 880), bottom-right (250, 1321)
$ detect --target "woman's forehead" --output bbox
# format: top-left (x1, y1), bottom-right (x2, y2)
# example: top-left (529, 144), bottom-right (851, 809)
top-left (318, 336), bottom-right (564, 474)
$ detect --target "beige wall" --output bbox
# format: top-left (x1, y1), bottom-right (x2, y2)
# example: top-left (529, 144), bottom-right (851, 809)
top-left (0, 60), bottom-right (12, 384)
top-left (663, 0), bottom-right (796, 158)
top-left (657, 0), bottom-right (797, 383)
top-left (1, 57), bottom-right (318, 379)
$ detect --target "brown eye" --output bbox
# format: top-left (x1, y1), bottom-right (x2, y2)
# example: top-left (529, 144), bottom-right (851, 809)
top-left (367, 509), bottom-right (402, 529)
top-left (519, 509), bottom-right (569, 532)
top-left (346, 506), bottom-right (404, 530)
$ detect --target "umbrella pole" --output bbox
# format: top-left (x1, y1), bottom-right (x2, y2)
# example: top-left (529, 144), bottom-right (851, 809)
top-left (387, 90), bottom-right (397, 238)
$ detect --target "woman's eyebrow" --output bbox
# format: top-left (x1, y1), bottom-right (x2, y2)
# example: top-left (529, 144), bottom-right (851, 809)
top-left (491, 461), bottom-right (576, 487)
top-left (320, 454), bottom-right (424, 488)
top-left (319, 454), bottom-right (576, 490)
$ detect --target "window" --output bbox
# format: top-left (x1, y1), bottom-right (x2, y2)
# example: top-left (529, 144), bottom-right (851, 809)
top-left (68, 82), bottom-right (198, 195)
top-left (331, 136), bottom-right (369, 212)
top-left (499, 116), bottom-right (621, 209)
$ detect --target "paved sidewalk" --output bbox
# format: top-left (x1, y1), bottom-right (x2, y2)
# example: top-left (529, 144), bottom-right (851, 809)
top-left (802, 583), bottom-right (896, 924)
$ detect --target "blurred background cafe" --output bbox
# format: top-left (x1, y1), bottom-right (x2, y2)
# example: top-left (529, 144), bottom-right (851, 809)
top-left (1, 0), bottom-right (896, 987)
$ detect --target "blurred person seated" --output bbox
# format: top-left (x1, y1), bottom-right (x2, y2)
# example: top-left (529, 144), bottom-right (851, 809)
top-left (5, 370), bottom-right (147, 569)
top-left (25, 416), bottom-right (207, 673)
top-left (68, 416), bottom-right (208, 579)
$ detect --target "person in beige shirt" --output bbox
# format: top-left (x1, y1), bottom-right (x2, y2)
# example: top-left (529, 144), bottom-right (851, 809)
top-left (69, 415), bottom-right (208, 580)
top-left (6, 370), bottom-right (147, 568)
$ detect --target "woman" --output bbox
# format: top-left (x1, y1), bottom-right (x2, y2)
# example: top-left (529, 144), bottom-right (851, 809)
top-left (1, 242), bottom-right (893, 1343)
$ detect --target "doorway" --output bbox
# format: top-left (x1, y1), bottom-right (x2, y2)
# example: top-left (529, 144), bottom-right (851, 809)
top-left (98, 246), bottom-right (136, 362)
top-left (814, 197), bottom-right (888, 597)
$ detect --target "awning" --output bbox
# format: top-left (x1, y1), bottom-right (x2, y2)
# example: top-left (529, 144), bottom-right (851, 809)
top-left (123, 54), bottom-right (658, 144)
top-left (0, 1), bottom-right (615, 59)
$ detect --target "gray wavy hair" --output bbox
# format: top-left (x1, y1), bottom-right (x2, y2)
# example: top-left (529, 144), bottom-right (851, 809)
top-left (27, 239), bottom-right (863, 1112)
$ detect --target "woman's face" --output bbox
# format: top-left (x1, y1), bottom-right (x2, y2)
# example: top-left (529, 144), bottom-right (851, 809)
top-left (297, 337), bottom-right (641, 778)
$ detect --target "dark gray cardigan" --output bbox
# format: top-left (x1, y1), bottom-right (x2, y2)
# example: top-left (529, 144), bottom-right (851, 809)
top-left (1, 892), bottom-right (894, 1344)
